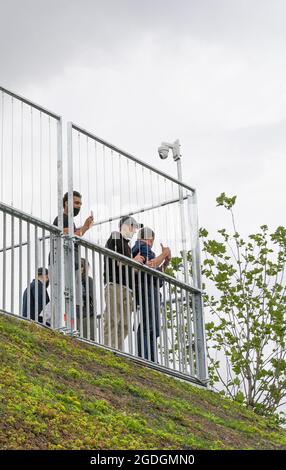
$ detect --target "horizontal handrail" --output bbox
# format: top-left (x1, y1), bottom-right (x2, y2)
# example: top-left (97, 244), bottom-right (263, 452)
top-left (92, 196), bottom-right (188, 227)
top-left (0, 202), bottom-right (61, 234)
top-left (0, 85), bottom-right (61, 121)
top-left (70, 234), bottom-right (201, 294)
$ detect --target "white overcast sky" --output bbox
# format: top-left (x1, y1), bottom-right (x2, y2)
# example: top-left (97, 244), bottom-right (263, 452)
top-left (0, 0), bottom-right (285, 238)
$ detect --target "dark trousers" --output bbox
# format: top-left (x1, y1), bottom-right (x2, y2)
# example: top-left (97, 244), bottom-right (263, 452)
top-left (137, 286), bottom-right (160, 362)
top-left (76, 306), bottom-right (95, 341)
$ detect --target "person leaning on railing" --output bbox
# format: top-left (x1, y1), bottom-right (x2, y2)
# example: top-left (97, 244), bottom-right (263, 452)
top-left (132, 227), bottom-right (171, 362)
top-left (103, 216), bottom-right (144, 351)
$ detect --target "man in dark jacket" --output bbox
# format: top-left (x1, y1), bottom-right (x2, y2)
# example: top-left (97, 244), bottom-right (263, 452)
top-left (103, 216), bottom-right (144, 351)
top-left (22, 268), bottom-right (50, 324)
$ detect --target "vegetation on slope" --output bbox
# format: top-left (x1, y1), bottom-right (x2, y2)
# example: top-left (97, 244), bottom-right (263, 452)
top-left (0, 313), bottom-right (286, 450)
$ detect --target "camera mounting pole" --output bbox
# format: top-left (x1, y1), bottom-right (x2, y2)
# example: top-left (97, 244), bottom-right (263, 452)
top-left (157, 139), bottom-right (189, 284)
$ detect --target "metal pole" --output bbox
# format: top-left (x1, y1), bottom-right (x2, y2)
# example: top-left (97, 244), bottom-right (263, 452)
top-left (187, 191), bottom-right (208, 384)
top-left (176, 156), bottom-right (189, 285)
top-left (65, 122), bottom-right (76, 333)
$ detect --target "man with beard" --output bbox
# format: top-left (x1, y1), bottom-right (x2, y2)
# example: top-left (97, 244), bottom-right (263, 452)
top-left (52, 191), bottom-right (94, 330)
top-left (53, 190), bottom-right (94, 239)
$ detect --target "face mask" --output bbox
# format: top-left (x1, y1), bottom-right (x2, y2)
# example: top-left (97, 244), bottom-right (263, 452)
top-left (73, 207), bottom-right (80, 216)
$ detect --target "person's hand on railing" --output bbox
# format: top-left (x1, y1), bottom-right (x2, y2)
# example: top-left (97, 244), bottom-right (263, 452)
top-left (133, 253), bottom-right (145, 264)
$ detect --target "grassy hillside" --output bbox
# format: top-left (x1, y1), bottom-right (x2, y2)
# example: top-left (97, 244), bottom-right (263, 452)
top-left (0, 312), bottom-right (286, 450)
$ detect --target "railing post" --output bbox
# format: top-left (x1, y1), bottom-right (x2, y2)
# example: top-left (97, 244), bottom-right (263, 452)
top-left (49, 117), bottom-right (64, 330)
top-left (65, 122), bottom-right (77, 333)
top-left (63, 236), bottom-right (76, 332)
top-left (188, 190), bottom-right (208, 384)
top-left (50, 234), bottom-right (64, 329)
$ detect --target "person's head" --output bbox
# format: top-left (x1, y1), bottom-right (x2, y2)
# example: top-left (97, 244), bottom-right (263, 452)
top-left (63, 191), bottom-right (82, 216)
top-left (37, 268), bottom-right (49, 287)
top-left (137, 227), bottom-right (155, 247)
top-left (119, 216), bottom-right (143, 239)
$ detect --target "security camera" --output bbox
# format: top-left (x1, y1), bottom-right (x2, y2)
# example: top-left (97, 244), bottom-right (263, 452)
top-left (158, 140), bottom-right (181, 161)
top-left (158, 144), bottom-right (170, 160)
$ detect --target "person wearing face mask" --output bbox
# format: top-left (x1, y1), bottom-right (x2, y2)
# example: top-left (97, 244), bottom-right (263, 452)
top-left (51, 191), bottom-right (94, 329)
top-left (53, 190), bottom-right (94, 238)
top-left (22, 268), bottom-right (50, 325)
top-left (103, 216), bottom-right (144, 351)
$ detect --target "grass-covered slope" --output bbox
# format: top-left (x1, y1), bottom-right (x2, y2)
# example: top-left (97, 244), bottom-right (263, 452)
top-left (0, 312), bottom-right (286, 450)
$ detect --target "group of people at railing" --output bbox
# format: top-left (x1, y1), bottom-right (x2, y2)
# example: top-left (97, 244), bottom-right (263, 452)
top-left (22, 190), bottom-right (172, 363)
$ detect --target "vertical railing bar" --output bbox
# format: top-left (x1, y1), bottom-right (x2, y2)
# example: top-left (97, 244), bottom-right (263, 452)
top-left (78, 246), bottom-right (83, 337)
top-left (138, 267), bottom-right (144, 359)
top-left (157, 276), bottom-right (163, 366)
top-left (30, 107), bottom-right (34, 215)
top-left (1, 91), bottom-right (4, 203)
top-left (27, 222), bottom-right (31, 320)
top-left (42, 228), bottom-right (46, 324)
top-left (10, 214), bottom-right (15, 313)
top-left (132, 267), bottom-right (138, 357)
top-left (178, 288), bottom-right (185, 373)
top-left (144, 271), bottom-right (151, 361)
top-left (168, 281), bottom-right (176, 370)
top-left (11, 97), bottom-right (14, 206)
top-left (150, 274), bottom-right (157, 363)
top-left (57, 118), bottom-right (63, 231)
top-left (50, 232), bottom-right (55, 329)
top-left (186, 289), bottom-right (195, 375)
top-left (19, 219), bottom-right (23, 316)
top-left (85, 247), bottom-right (91, 341)
top-left (105, 255), bottom-right (111, 347)
top-left (112, 258), bottom-right (118, 350)
top-left (188, 191), bottom-right (208, 383)
top-left (2, 213), bottom-right (7, 311)
top-left (39, 112), bottom-right (43, 220)
top-left (175, 286), bottom-right (182, 373)
top-left (162, 280), bottom-right (169, 368)
top-left (66, 122), bottom-right (76, 333)
top-left (119, 261), bottom-right (125, 352)
top-left (20, 102), bottom-right (24, 211)
top-left (125, 264), bottom-right (132, 355)
top-left (98, 252), bottom-right (104, 344)
top-left (34, 225), bottom-right (39, 323)
top-left (92, 249), bottom-right (97, 342)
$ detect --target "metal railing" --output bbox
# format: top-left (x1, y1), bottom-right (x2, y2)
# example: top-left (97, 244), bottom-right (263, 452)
top-left (0, 86), bottom-right (63, 229)
top-left (0, 86), bottom-right (208, 386)
top-left (64, 235), bottom-right (205, 376)
top-left (0, 199), bottom-right (208, 384)
top-left (0, 202), bottom-right (63, 329)
top-left (67, 122), bottom-right (196, 285)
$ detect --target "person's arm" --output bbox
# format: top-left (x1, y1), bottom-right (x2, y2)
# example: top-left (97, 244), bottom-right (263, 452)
top-left (75, 214), bottom-right (94, 236)
top-left (146, 252), bottom-right (166, 269)
top-left (146, 245), bottom-right (171, 269)
top-left (62, 214), bottom-right (94, 236)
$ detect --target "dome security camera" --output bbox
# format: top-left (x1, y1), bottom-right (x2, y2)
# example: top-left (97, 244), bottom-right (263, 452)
top-left (158, 144), bottom-right (170, 160)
